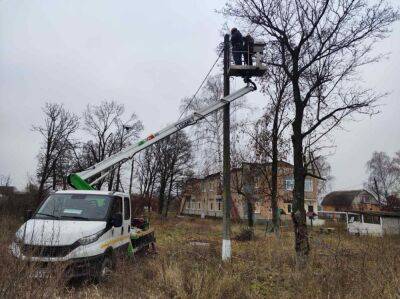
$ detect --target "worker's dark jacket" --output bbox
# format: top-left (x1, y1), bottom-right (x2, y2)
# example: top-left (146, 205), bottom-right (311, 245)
top-left (231, 30), bottom-right (243, 50)
top-left (244, 35), bottom-right (254, 52)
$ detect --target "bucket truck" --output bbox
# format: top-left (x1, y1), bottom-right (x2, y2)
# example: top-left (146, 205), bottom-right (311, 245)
top-left (10, 79), bottom-right (257, 280)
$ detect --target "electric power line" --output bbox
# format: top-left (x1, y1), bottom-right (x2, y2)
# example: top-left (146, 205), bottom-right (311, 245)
top-left (178, 48), bottom-right (224, 120)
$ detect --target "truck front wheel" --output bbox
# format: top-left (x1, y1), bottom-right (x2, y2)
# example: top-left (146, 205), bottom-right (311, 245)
top-left (96, 255), bottom-right (114, 282)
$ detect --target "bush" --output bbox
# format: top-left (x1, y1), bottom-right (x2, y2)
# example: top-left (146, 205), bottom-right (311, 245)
top-left (0, 192), bottom-right (38, 218)
top-left (234, 227), bottom-right (254, 241)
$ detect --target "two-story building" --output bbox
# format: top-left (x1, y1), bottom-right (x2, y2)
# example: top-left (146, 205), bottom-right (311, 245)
top-left (179, 161), bottom-right (319, 222)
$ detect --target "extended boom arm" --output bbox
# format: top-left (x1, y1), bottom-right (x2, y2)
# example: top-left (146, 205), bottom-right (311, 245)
top-left (68, 80), bottom-right (256, 190)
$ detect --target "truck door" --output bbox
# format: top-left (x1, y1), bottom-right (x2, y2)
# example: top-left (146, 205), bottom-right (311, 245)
top-left (123, 196), bottom-right (131, 237)
top-left (110, 196), bottom-right (123, 236)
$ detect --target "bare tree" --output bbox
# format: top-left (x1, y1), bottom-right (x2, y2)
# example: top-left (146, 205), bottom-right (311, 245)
top-left (231, 67), bottom-right (292, 235)
top-left (312, 155), bottom-right (333, 199)
top-left (366, 151), bottom-right (400, 201)
top-left (82, 101), bottom-right (143, 190)
top-left (163, 133), bottom-right (193, 217)
top-left (155, 131), bottom-right (193, 217)
top-left (223, 0), bottom-right (398, 258)
top-left (232, 67), bottom-right (291, 237)
top-left (136, 147), bottom-right (160, 211)
top-left (33, 103), bottom-right (79, 201)
top-left (230, 157), bottom-right (257, 234)
top-left (180, 74), bottom-right (247, 176)
top-left (52, 145), bottom-right (78, 190)
top-left (254, 67), bottom-right (291, 237)
top-left (394, 151), bottom-right (400, 195)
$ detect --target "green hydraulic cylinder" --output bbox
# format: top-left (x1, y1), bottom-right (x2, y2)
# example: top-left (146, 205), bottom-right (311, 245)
top-left (67, 173), bottom-right (94, 190)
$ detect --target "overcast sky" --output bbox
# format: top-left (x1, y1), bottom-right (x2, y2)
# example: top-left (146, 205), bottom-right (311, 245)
top-left (1, 0), bottom-right (399, 192)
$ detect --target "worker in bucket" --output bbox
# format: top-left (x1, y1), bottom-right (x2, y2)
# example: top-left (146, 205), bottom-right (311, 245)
top-left (230, 28), bottom-right (243, 65)
top-left (244, 34), bottom-right (254, 65)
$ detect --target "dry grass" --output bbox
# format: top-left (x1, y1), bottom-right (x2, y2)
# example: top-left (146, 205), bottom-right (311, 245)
top-left (1, 215), bottom-right (400, 298)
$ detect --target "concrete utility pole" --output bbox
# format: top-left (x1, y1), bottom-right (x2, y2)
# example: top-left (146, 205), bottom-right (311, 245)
top-left (222, 33), bottom-right (232, 261)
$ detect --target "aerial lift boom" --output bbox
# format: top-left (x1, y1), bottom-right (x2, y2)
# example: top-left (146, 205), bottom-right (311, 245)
top-left (68, 79), bottom-right (257, 190)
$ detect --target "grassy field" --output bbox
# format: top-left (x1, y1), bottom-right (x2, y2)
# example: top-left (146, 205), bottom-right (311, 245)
top-left (1, 215), bottom-right (400, 298)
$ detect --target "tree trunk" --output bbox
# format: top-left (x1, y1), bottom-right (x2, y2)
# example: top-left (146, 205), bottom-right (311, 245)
top-left (38, 155), bottom-right (51, 203)
top-left (52, 166), bottom-right (57, 190)
top-left (291, 80), bottom-right (310, 261)
top-left (62, 176), bottom-right (67, 190)
top-left (108, 169), bottom-right (115, 191)
top-left (115, 165), bottom-right (121, 191)
top-left (246, 199), bottom-right (254, 228)
top-left (158, 176), bottom-right (168, 215)
top-left (242, 165), bottom-right (254, 238)
top-left (37, 180), bottom-right (46, 204)
top-left (271, 109), bottom-right (280, 238)
top-left (162, 173), bottom-right (174, 218)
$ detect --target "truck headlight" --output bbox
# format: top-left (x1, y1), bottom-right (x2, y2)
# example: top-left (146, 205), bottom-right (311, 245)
top-left (78, 230), bottom-right (104, 246)
top-left (10, 234), bottom-right (23, 257)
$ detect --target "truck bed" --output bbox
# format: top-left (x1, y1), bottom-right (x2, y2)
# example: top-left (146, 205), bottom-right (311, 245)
top-left (130, 227), bottom-right (156, 252)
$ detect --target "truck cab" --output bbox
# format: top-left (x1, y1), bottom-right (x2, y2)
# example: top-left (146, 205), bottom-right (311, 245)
top-left (10, 190), bottom-right (151, 279)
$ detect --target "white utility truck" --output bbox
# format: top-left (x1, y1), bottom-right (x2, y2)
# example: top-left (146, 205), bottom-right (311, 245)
top-left (10, 78), bottom-right (259, 280)
top-left (11, 190), bottom-right (154, 279)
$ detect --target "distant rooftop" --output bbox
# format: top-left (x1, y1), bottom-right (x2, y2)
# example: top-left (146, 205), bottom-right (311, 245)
top-left (321, 189), bottom-right (375, 207)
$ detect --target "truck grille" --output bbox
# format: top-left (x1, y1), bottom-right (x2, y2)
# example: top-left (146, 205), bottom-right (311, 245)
top-left (21, 244), bottom-right (78, 258)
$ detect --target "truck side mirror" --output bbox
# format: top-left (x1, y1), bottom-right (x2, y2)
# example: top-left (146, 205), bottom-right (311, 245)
top-left (111, 213), bottom-right (123, 227)
top-left (24, 210), bottom-right (33, 222)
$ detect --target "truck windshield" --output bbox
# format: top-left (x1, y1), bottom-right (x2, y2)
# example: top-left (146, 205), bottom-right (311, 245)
top-left (35, 194), bottom-right (113, 221)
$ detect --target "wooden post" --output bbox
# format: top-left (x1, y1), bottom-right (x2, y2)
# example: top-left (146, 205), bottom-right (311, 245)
top-left (222, 34), bottom-right (232, 261)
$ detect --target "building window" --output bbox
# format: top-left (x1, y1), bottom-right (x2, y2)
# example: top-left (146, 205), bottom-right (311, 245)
top-left (201, 184), bottom-right (206, 193)
top-left (189, 197), bottom-right (196, 210)
top-left (360, 194), bottom-right (370, 203)
top-left (287, 204), bottom-right (292, 213)
top-left (305, 179), bottom-right (313, 192)
top-left (285, 177), bottom-right (294, 191)
top-left (216, 197), bottom-right (222, 211)
top-left (191, 200), bottom-right (198, 210)
top-left (210, 202), bottom-right (214, 211)
top-left (285, 177), bottom-right (312, 192)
